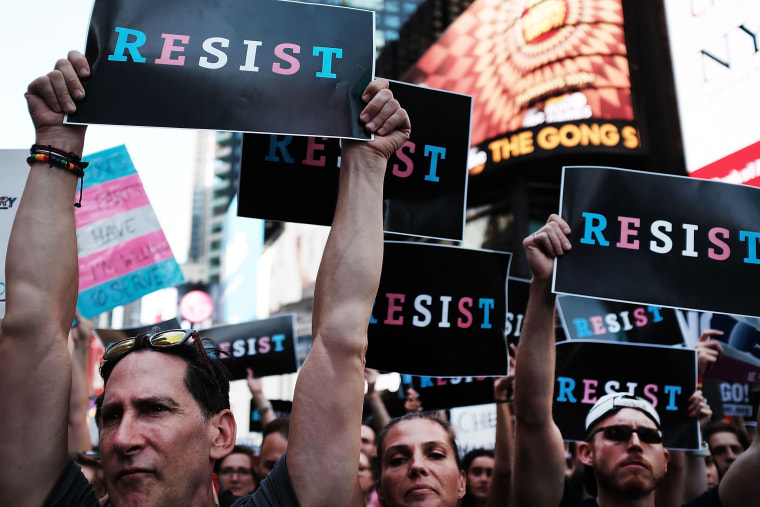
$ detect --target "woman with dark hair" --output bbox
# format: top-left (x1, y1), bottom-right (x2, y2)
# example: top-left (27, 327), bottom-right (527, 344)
top-left (375, 412), bottom-right (466, 507)
top-left (460, 449), bottom-right (495, 507)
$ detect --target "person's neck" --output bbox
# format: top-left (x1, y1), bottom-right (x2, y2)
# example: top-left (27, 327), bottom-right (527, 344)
top-left (596, 488), bottom-right (655, 507)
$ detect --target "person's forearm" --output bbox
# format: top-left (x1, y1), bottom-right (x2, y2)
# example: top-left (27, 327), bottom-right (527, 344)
top-left (513, 278), bottom-right (556, 425)
top-left (485, 400), bottom-right (513, 507)
top-left (366, 389), bottom-right (391, 432)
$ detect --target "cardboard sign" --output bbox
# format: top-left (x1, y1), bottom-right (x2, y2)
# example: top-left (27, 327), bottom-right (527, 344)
top-left (366, 241), bottom-right (511, 376)
top-left (401, 374), bottom-right (496, 411)
top-left (556, 166), bottom-right (760, 318)
top-left (450, 403), bottom-right (497, 455)
top-left (0, 149), bottom-right (29, 318)
top-left (199, 314), bottom-right (298, 379)
top-left (75, 145), bottom-right (184, 319)
top-left (237, 80), bottom-right (472, 241)
top-left (68, 0), bottom-right (374, 139)
top-left (557, 295), bottom-right (684, 345)
top-left (553, 340), bottom-right (698, 449)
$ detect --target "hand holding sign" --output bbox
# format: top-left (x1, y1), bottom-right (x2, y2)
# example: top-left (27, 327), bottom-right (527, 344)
top-left (523, 213), bottom-right (572, 281)
top-left (696, 329), bottom-right (724, 379)
top-left (26, 51), bottom-right (88, 159)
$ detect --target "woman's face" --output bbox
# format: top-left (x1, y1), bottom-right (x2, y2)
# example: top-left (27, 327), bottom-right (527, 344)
top-left (377, 418), bottom-right (465, 507)
top-left (359, 451), bottom-right (375, 495)
top-left (466, 455), bottom-right (494, 501)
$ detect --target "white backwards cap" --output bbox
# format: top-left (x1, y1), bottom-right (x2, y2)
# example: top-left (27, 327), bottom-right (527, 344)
top-left (585, 392), bottom-right (661, 432)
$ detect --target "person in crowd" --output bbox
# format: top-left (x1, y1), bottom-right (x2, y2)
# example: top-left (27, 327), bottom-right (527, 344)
top-left (255, 417), bottom-right (290, 485)
top-left (704, 449), bottom-right (719, 490)
top-left (216, 445), bottom-right (257, 497)
top-left (702, 420), bottom-right (750, 480)
top-left (460, 449), bottom-right (495, 507)
top-left (361, 423), bottom-right (379, 460)
top-left (359, 449), bottom-right (380, 507)
top-left (0, 49), bottom-right (410, 506)
top-left (247, 367), bottom-right (277, 428)
top-left (68, 310), bottom-right (96, 453)
top-left (512, 214), bottom-right (760, 507)
top-left (374, 412), bottom-right (466, 506)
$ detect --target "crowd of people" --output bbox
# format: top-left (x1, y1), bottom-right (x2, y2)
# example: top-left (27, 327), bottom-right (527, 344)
top-left (1, 50), bottom-right (760, 507)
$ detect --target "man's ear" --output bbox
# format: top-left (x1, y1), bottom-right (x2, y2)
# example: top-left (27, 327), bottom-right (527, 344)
top-left (577, 441), bottom-right (595, 467)
top-left (209, 409), bottom-right (237, 460)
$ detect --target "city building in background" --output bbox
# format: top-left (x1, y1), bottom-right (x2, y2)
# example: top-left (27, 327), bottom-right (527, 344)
top-left (381, 0), bottom-right (686, 278)
top-left (310, 0), bottom-right (427, 54)
top-left (663, 0), bottom-right (760, 186)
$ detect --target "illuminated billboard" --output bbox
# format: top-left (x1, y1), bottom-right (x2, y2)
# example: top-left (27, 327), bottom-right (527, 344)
top-left (402, 0), bottom-right (640, 174)
top-left (663, 0), bottom-right (760, 186)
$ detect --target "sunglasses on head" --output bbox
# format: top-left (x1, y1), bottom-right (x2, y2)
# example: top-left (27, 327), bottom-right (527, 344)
top-left (587, 424), bottom-right (663, 445)
top-left (103, 329), bottom-right (220, 390)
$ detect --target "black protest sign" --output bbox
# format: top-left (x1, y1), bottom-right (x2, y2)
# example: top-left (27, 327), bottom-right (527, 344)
top-left (199, 314), bottom-right (298, 379)
top-left (676, 310), bottom-right (760, 384)
top-left (556, 166), bottom-right (760, 318)
top-left (557, 295), bottom-right (684, 345)
top-left (553, 340), bottom-right (698, 449)
top-left (95, 318), bottom-right (182, 348)
top-left (507, 277), bottom-right (567, 344)
top-left (237, 80), bottom-right (472, 241)
top-left (366, 241), bottom-right (511, 376)
top-left (68, 0), bottom-right (374, 139)
top-left (401, 374), bottom-right (495, 411)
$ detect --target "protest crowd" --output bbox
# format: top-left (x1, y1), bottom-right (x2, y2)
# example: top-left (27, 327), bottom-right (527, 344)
top-left (2, 15), bottom-right (760, 507)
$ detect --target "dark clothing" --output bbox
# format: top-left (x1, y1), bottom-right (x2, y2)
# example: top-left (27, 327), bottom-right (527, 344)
top-left (560, 478), bottom-right (723, 507)
top-left (42, 457), bottom-right (100, 507)
top-left (43, 452), bottom-right (299, 507)
top-left (232, 453), bottom-right (301, 506)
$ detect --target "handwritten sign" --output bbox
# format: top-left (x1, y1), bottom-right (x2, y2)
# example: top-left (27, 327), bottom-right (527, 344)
top-left (67, 0), bottom-right (375, 139)
top-left (76, 145), bottom-right (184, 318)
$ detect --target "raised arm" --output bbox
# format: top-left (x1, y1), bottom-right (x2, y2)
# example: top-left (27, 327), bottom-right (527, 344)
top-left (485, 373), bottom-right (514, 507)
top-left (286, 79), bottom-right (410, 507)
top-left (68, 311), bottom-right (95, 452)
top-left (512, 214), bottom-right (572, 507)
top-left (0, 51), bottom-right (89, 505)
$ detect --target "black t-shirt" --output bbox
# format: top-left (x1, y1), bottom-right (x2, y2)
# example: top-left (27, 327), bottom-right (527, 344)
top-left (232, 453), bottom-right (301, 506)
top-left (42, 457), bottom-right (100, 507)
top-left (560, 478), bottom-right (723, 507)
top-left (43, 452), bottom-right (300, 507)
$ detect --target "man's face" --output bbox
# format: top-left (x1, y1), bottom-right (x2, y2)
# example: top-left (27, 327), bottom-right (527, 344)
top-left (361, 424), bottom-right (378, 458)
top-left (255, 432), bottom-right (288, 484)
top-left (99, 351), bottom-right (219, 506)
top-left (377, 418), bottom-right (466, 507)
top-left (580, 408), bottom-right (669, 500)
top-left (707, 431), bottom-right (744, 478)
top-left (466, 455), bottom-right (494, 501)
top-left (218, 452), bottom-right (256, 496)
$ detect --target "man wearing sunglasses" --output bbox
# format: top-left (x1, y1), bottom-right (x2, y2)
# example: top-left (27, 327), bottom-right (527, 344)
top-left (0, 50), bottom-right (410, 507)
top-left (512, 214), bottom-right (760, 507)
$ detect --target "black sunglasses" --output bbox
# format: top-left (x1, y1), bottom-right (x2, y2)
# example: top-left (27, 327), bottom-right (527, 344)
top-left (587, 424), bottom-right (663, 444)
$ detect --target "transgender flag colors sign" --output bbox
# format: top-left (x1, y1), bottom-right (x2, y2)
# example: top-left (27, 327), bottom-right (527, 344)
top-left (75, 145), bottom-right (184, 318)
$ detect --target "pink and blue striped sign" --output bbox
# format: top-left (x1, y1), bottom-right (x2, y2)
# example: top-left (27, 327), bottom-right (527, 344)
top-left (75, 145), bottom-right (184, 318)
